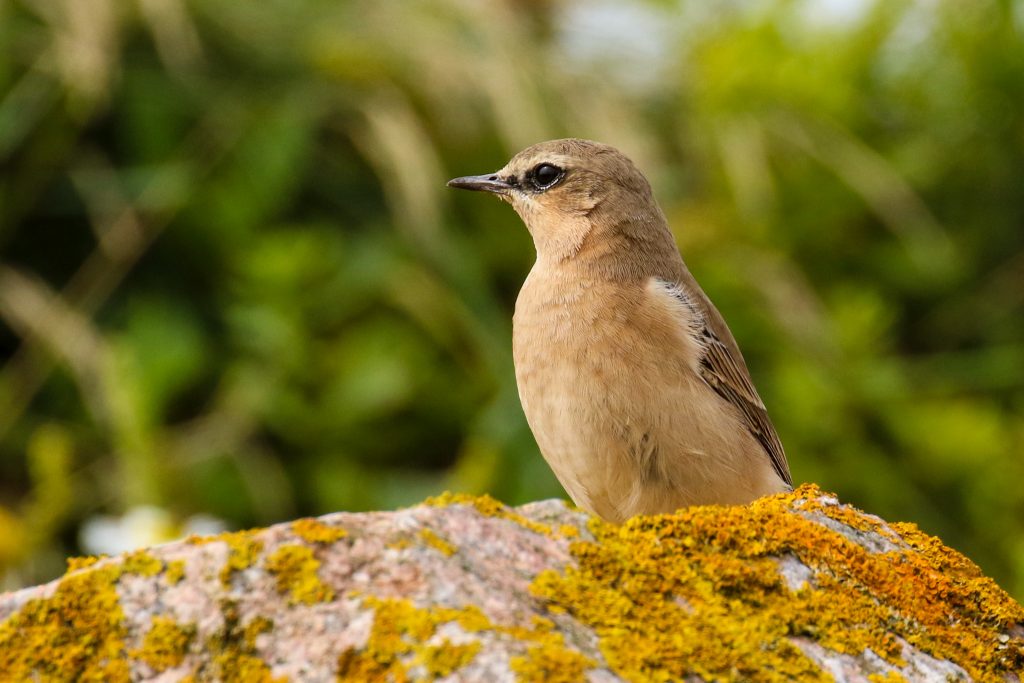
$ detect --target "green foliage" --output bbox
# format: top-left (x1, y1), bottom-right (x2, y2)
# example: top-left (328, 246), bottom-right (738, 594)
top-left (0, 0), bottom-right (1021, 599)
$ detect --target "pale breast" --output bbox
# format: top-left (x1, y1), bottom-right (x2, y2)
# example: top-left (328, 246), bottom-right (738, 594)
top-left (512, 270), bottom-right (679, 515)
top-left (512, 268), bottom-right (785, 522)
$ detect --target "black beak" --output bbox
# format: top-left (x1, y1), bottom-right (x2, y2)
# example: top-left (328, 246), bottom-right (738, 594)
top-left (446, 173), bottom-right (512, 194)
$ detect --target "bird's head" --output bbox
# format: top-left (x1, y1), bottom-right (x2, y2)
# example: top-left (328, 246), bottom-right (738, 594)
top-left (448, 139), bottom-right (668, 265)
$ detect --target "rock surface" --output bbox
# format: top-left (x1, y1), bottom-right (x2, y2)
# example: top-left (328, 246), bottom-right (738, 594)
top-left (0, 485), bottom-right (1022, 682)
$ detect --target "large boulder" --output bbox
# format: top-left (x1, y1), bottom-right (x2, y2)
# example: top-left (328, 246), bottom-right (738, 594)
top-left (0, 484), bottom-right (1021, 682)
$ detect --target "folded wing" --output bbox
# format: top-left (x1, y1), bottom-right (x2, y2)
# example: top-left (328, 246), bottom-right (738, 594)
top-left (663, 278), bottom-right (792, 488)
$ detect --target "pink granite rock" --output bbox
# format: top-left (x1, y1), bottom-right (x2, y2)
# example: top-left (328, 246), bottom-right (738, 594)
top-left (0, 488), bottom-right (1021, 682)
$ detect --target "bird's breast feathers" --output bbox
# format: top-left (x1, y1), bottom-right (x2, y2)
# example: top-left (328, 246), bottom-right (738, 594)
top-left (512, 274), bottom-right (709, 458)
top-left (513, 272), bottom-right (704, 380)
top-left (512, 270), bottom-right (788, 518)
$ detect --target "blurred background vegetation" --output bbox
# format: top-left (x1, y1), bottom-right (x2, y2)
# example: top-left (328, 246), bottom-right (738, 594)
top-left (1, 0), bottom-right (1022, 599)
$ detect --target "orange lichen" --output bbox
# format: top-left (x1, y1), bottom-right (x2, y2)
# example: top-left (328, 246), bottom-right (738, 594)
top-left (419, 528), bottom-right (458, 556)
top-left (425, 492), bottom-right (552, 535)
top-left (530, 484), bottom-right (1024, 682)
top-left (336, 596), bottom-right (591, 682)
top-left (292, 517), bottom-right (348, 544)
top-left (131, 615), bottom-right (195, 672)
top-left (265, 544), bottom-right (335, 605)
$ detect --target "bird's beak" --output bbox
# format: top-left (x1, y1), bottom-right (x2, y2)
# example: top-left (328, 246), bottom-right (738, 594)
top-left (446, 173), bottom-right (512, 194)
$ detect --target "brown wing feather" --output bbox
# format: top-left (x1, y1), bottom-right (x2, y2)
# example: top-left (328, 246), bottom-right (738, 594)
top-left (697, 328), bottom-right (792, 487)
top-left (664, 279), bottom-right (792, 487)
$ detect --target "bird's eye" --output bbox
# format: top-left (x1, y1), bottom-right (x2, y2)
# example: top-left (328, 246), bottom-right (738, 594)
top-left (530, 163), bottom-right (563, 191)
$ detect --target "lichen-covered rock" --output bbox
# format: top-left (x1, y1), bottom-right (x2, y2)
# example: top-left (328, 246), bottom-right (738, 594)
top-left (0, 485), bottom-right (1021, 682)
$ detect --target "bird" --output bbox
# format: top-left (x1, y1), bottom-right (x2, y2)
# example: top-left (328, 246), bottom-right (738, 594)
top-left (447, 138), bottom-right (792, 523)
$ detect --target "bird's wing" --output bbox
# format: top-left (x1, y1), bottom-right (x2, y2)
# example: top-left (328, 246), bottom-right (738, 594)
top-left (663, 277), bottom-right (793, 487)
top-left (697, 325), bottom-right (792, 487)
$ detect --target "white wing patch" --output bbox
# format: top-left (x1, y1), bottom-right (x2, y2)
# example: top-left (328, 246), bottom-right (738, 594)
top-left (646, 278), bottom-right (708, 371)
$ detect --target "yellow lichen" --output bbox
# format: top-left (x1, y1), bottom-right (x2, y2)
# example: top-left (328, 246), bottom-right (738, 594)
top-left (187, 527), bottom-right (266, 587)
top-left (165, 559), bottom-right (186, 585)
top-left (66, 555), bottom-right (102, 572)
top-left (121, 550), bottom-right (164, 577)
top-left (337, 598), bottom-right (482, 682)
top-left (387, 537), bottom-right (413, 551)
top-left (868, 672), bottom-right (907, 683)
top-left (529, 484), bottom-right (1024, 682)
top-left (186, 533), bottom-right (216, 544)
top-left (336, 647), bottom-right (390, 681)
top-left (419, 528), bottom-right (458, 556)
top-left (0, 547), bottom-right (208, 681)
top-left (425, 492), bottom-right (552, 535)
top-left (0, 547), bottom-right (201, 681)
top-left (0, 565), bottom-right (130, 681)
top-left (131, 615), bottom-right (195, 672)
top-left (292, 517), bottom-right (348, 544)
top-left (417, 641), bottom-right (482, 677)
top-left (336, 596), bottom-right (591, 682)
top-left (510, 643), bottom-right (593, 683)
top-left (559, 524), bottom-right (580, 538)
top-left (216, 530), bottom-right (264, 587)
top-left (265, 544), bottom-right (335, 605)
top-left (5, 486), bottom-right (1017, 682)
top-left (243, 616), bottom-right (274, 648)
top-left (204, 603), bottom-right (283, 683)
top-left (210, 651), bottom-right (287, 683)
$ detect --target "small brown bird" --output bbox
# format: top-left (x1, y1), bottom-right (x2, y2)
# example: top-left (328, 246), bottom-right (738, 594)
top-left (448, 139), bottom-right (791, 523)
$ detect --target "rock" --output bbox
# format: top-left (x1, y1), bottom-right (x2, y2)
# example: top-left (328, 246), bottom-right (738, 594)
top-left (0, 485), bottom-right (1021, 682)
